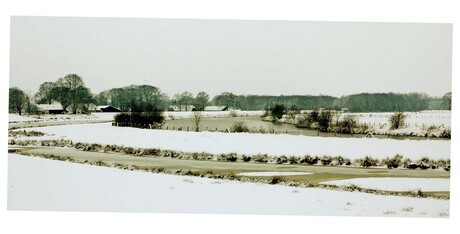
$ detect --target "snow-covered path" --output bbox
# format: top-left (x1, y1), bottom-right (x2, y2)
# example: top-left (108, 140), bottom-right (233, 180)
top-left (7, 154), bottom-right (449, 217)
top-left (22, 123), bottom-right (450, 160)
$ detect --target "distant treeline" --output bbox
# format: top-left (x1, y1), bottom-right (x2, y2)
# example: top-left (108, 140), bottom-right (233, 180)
top-left (95, 87), bottom-right (449, 112)
top-left (212, 93), bottom-right (337, 111)
top-left (334, 93), bottom-right (431, 112)
top-left (9, 73), bottom-right (452, 115)
top-left (209, 92), bottom-right (448, 112)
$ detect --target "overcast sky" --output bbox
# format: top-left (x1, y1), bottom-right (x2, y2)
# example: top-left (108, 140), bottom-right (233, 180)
top-left (9, 16), bottom-right (452, 98)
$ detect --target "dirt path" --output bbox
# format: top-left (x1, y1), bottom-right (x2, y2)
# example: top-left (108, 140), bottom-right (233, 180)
top-left (11, 145), bottom-right (450, 185)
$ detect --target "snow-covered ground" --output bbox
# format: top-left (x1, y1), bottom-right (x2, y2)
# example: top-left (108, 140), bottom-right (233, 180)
top-left (8, 111), bottom-right (263, 123)
top-left (8, 113), bottom-right (115, 123)
top-left (276, 110), bottom-right (451, 137)
top-left (321, 178), bottom-right (450, 192)
top-left (8, 114), bottom-right (38, 122)
top-left (237, 172), bottom-right (313, 176)
top-left (353, 111), bottom-right (451, 128)
top-left (20, 123), bottom-right (450, 161)
top-left (353, 111), bottom-right (451, 137)
top-left (7, 154), bottom-right (449, 217)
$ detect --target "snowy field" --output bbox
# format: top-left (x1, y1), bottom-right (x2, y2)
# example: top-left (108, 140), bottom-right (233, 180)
top-left (7, 154), bottom-right (449, 217)
top-left (8, 113), bottom-right (115, 122)
top-left (8, 111), bottom-right (263, 123)
top-left (8, 114), bottom-right (38, 122)
top-left (10, 110), bottom-right (450, 127)
top-left (321, 178), bottom-right (450, 192)
top-left (21, 123), bottom-right (450, 160)
top-left (352, 111), bottom-right (451, 128)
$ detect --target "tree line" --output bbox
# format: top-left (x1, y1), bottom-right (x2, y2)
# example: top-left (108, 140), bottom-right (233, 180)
top-left (9, 73), bottom-right (452, 115)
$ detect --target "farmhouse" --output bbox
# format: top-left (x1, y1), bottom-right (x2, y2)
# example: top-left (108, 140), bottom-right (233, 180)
top-left (204, 106), bottom-right (228, 111)
top-left (93, 105), bottom-right (122, 112)
top-left (168, 105), bottom-right (197, 111)
top-left (37, 102), bottom-right (65, 114)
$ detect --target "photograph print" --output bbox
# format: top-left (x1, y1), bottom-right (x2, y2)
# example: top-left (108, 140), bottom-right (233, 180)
top-left (7, 16), bottom-right (451, 217)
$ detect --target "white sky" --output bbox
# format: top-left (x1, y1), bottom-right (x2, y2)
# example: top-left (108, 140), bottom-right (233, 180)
top-left (9, 17), bottom-right (452, 98)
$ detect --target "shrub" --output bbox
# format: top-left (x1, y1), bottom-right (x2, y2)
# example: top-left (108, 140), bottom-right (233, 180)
top-left (402, 158), bottom-right (412, 167)
top-left (318, 110), bottom-right (335, 132)
top-left (163, 150), bottom-right (180, 158)
top-left (86, 143), bottom-right (103, 152)
top-left (288, 156), bottom-right (299, 164)
top-left (331, 156), bottom-right (345, 166)
top-left (383, 154), bottom-right (403, 169)
top-left (123, 147), bottom-right (135, 155)
top-left (269, 176), bottom-right (285, 184)
top-left (113, 113), bottom-right (130, 126)
top-left (218, 153), bottom-right (238, 162)
top-left (113, 110), bottom-right (165, 129)
top-left (416, 157), bottom-right (432, 170)
top-left (299, 155), bottom-right (318, 165)
top-left (356, 156), bottom-right (378, 167)
top-left (406, 163), bottom-right (419, 169)
top-left (191, 152), bottom-right (213, 160)
top-left (443, 164), bottom-right (450, 171)
top-left (142, 148), bottom-right (160, 156)
top-left (9, 130), bottom-right (45, 137)
top-left (242, 155), bottom-right (251, 162)
top-left (276, 156), bottom-right (288, 164)
top-left (75, 142), bottom-right (86, 150)
top-left (252, 154), bottom-right (268, 163)
top-left (389, 112), bottom-right (406, 130)
top-left (270, 104), bottom-right (286, 120)
top-left (337, 115), bottom-right (357, 134)
top-left (321, 156), bottom-right (332, 166)
top-left (230, 122), bottom-right (249, 133)
top-left (440, 128), bottom-right (451, 139)
top-left (295, 114), bottom-right (311, 128)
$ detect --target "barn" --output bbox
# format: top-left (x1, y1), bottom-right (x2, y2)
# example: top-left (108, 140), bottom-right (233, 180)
top-left (204, 106), bottom-right (228, 111)
top-left (168, 105), bottom-right (197, 111)
top-left (93, 105), bottom-right (122, 112)
top-left (37, 102), bottom-right (66, 114)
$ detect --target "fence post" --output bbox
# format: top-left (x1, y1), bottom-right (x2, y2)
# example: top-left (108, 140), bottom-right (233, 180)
top-left (166, 126), bottom-right (169, 130)
top-left (187, 126), bottom-right (189, 131)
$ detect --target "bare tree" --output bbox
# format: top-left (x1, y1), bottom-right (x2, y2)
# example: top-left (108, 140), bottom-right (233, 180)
top-left (194, 91), bottom-right (210, 111)
top-left (442, 92), bottom-right (452, 110)
top-left (35, 81), bottom-right (56, 104)
top-left (24, 90), bottom-right (38, 115)
top-left (191, 111), bottom-right (203, 132)
top-left (54, 74), bottom-right (93, 114)
top-left (9, 87), bottom-right (26, 115)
